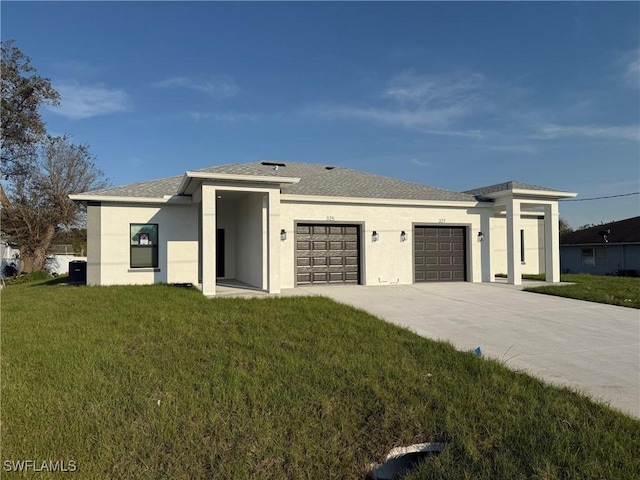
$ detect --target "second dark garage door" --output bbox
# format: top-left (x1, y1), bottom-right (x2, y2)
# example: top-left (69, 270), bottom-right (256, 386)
top-left (296, 224), bottom-right (360, 285)
top-left (414, 226), bottom-right (466, 282)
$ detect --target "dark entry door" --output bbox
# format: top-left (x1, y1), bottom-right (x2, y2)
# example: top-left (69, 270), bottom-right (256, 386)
top-left (414, 226), bottom-right (466, 282)
top-left (216, 229), bottom-right (225, 278)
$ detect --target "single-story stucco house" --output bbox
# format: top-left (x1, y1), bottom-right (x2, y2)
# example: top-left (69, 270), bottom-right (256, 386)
top-left (560, 216), bottom-right (640, 276)
top-left (69, 161), bottom-right (576, 296)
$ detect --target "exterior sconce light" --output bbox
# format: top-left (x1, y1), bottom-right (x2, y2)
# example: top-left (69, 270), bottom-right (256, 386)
top-left (280, 229), bottom-right (287, 241)
top-left (372, 231), bottom-right (379, 242)
top-left (400, 231), bottom-right (407, 242)
top-left (477, 232), bottom-right (485, 242)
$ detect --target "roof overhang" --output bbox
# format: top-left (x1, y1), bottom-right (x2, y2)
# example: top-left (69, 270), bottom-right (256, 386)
top-left (281, 194), bottom-right (480, 208)
top-left (178, 172), bottom-right (300, 195)
top-left (68, 194), bottom-right (193, 206)
top-left (480, 188), bottom-right (577, 201)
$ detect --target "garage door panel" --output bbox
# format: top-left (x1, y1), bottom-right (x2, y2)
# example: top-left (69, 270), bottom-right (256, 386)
top-left (297, 241), bottom-right (311, 251)
top-left (439, 242), bottom-right (451, 251)
top-left (345, 256), bottom-right (358, 266)
top-left (296, 224), bottom-right (360, 286)
top-left (312, 257), bottom-right (327, 266)
top-left (414, 226), bottom-right (466, 282)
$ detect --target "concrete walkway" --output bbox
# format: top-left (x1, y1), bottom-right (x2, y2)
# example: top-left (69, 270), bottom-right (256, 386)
top-left (281, 281), bottom-right (640, 418)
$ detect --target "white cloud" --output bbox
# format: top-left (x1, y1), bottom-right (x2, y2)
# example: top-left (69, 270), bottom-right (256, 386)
top-left (49, 81), bottom-right (130, 119)
top-left (305, 70), bottom-right (493, 138)
top-left (187, 110), bottom-right (263, 123)
top-left (312, 104), bottom-right (470, 128)
top-left (410, 159), bottom-right (431, 167)
top-left (535, 124), bottom-right (640, 141)
top-left (154, 75), bottom-right (239, 98)
top-left (382, 71), bottom-right (487, 108)
top-left (625, 54), bottom-right (640, 86)
top-left (485, 144), bottom-right (538, 155)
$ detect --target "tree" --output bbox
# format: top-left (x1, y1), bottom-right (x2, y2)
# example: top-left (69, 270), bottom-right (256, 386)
top-left (559, 218), bottom-right (573, 237)
top-left (1, 40), bottom-right (59, 179)
top-left (1, 135), bottom-right (108, 272)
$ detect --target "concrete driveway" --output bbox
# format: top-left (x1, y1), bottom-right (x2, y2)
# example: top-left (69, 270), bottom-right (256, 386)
top-left (282, 281), bottom-right (640, 418)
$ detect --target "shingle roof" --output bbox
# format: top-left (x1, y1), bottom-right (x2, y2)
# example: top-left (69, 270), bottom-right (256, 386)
top-left (464, 181), bottom-right (562, 196)
top-left (560, 217), bottom-right (640, 245)
top-left (81, 175), bottom-right (183, 198)
top-left (79, 161), bottom-right (477, 202)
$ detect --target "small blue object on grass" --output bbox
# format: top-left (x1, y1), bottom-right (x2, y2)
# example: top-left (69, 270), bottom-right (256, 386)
top-left (474, 347), bottom-right (482, 357)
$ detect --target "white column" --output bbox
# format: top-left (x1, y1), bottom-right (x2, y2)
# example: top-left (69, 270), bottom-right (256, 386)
top-left (544, 202), bottom-right (560, 282)
top-left (267, 189), bottom-right (281, 293)
top-left (480, 212), bottom-right (494, 282)
top-left (506, 198), bottom-right (522, 285)
top-left (201, 185), bottom-right (217, 296)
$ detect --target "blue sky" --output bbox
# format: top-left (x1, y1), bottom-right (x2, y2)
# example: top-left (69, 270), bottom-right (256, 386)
top-left (3, 1), bottom-right (639, 228)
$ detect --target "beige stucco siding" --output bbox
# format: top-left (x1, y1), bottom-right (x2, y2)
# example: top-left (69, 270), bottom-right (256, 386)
top-left (490, 215), bottom-right (545, 275)
top-left (88, 203), bottom-right (199, 286)
top-left (279, 200), bottom-right (486, 289)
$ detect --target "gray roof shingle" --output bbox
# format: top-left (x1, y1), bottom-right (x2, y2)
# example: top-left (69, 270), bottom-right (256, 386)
top-left (81, 175), bottom-right (183, 198)
top-left (79, 161), bottom-right (477, 202)
top-left (464, 181), bottom-right (561, 196)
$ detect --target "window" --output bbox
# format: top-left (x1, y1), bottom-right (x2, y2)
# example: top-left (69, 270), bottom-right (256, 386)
top-left (581, 248), bottom-right (595, 266)
top-left (130, 224), bottom-right (158, 268)
top-left (520, 229), bottom-right (525, 264)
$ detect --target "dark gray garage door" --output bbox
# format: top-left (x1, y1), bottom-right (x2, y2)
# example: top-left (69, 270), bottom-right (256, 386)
top-left (296, 224), bottom-right (360, 285)
top-left (414, 226), bottom-right (466, 282)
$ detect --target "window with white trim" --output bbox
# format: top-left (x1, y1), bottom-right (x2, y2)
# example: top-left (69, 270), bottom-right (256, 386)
top-left (130, 224), bottom-right (158, 268)
top-left (581, 248), bottom-right (595, 266)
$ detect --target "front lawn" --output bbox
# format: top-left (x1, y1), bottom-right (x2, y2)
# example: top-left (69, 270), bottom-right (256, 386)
top-left (525, 273), bottom-right (640, 308)
top-left (1, 280), bottom-right (638, 479)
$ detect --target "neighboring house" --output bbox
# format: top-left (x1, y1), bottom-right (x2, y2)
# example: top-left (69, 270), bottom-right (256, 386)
top-left (1, 241), bottom-right (21, 277)
top-left (560, 216), bottom-right (640, 276)
top-left (45, 245), bottom-right (87, 276)
top-left (69, 161), bottom-right (576, 295)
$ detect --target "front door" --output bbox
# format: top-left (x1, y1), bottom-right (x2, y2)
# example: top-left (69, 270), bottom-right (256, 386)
top-left (216, 228), bottom-right (225, 278)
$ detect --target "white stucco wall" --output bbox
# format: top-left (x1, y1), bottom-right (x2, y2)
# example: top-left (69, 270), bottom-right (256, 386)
top-left (88, 203), bottom-right (199, 286)
top-left (235, 194), bottom-right (265, 289)
top-left (279, 200), bottom-right (487, 289)
top-left (490, 215), bottom-right (545, 275)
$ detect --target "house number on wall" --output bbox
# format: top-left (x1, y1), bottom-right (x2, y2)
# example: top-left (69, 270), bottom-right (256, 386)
top-left (439, 219), bottom-right (446, 223)
top-left (326, 216), bottom-right (335, 221)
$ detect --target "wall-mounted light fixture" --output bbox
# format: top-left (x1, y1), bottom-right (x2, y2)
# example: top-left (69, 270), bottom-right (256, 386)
top-left (477, 232), bottom-right (485, 242)
top-left (372, 231), bottom-right (379, 242)
top-left (280, 229), bottom-right (287, 241)
top-left (400, 231), bottom-right (407, 242)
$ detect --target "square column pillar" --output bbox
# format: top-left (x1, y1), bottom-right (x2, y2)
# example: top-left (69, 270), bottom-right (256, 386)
top-left (506, 197), bottom-right (522, 285)
top-left (267, 189), bottom-right (281, 294)
top-left (544, 202), bottom-right (560, 282)
top-left (201, 185), bottom-right (217, 296)
top-left (480, 212), bottom-right (494, 282)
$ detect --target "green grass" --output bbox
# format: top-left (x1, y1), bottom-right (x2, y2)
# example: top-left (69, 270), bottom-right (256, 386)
top-left (525, 274), bottom-right (640, 309)
top-left (2, 279), bottom-right (639, 479)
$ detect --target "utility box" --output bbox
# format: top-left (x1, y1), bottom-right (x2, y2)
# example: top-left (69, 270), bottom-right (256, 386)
top-left (68, 260), bottom-right (87, 284)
